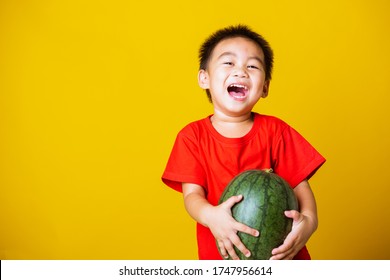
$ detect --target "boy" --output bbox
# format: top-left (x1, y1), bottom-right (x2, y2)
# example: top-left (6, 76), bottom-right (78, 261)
top-left (162, 25), bottom-right (325, 260)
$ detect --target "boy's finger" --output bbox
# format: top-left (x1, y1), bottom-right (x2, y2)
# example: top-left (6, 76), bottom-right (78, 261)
top-left (223, 195), bottom-right (243, 209)
top-left (222, 240), bottom-right (240, 260)
top-left (271, 246), bottom-right (294, 260)
top-left (236, 222), bottom-right (259, 237)
top-left (230, 233), bottom-right (251, 258)
top-left (284, 210), bottom-right (300, 221)
top-left (271, 237), bottom-right (293, 256)
top-left (216, 240), bottom-right (228, 259)
top-left (226, 246), bottom-right (240, 260)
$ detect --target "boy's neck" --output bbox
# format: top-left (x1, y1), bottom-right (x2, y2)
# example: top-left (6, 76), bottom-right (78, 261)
top-left (210, 112), bottom-right (254, 138)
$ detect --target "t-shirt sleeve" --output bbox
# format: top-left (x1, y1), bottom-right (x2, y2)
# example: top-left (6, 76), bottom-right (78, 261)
top-left (273, 126), bottom-right (326, 188)
top-left (162, 127), bottom-right (207, 193)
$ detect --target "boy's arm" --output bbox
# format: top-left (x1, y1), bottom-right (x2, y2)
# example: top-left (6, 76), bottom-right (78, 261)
top-left (270, 179), bottom-right (318, 260)
top-left (182, 182), bottom-right (259, 260)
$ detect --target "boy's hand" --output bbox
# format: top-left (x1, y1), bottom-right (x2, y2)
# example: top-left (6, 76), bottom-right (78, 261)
top-left (182, 183), bottom-right (260, 260)
top-left (208, 195), bottom-right (259, 260)
top-left (270, 210), bottom-right (317, 260)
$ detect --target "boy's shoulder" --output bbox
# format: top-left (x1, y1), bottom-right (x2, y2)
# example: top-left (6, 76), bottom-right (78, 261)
top-left (177, 115), bottom-right (211, 136)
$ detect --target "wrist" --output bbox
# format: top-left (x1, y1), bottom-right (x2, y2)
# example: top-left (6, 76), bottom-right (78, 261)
top-left (199, 204), bottom-right (216, 228)
top-left (302, 212), bottom-right (318, 233)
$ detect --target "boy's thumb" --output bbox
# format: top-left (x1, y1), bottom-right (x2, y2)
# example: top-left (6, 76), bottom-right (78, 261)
top-left (224, 194), bottom-right (243, 208)
top-left (284, 210), bottom-right (299, 220)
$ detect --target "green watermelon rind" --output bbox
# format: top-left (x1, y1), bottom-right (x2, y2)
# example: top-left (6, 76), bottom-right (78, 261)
top-left (217, 169), bottom-right (298, 260)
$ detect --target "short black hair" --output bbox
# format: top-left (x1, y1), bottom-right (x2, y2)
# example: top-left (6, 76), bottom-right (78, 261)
top-left (199, 25), bottom-right (274, 102)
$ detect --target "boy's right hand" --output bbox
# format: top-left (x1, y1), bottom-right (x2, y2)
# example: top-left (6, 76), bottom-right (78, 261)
top-left (207, 195), bottom-right (259, 260)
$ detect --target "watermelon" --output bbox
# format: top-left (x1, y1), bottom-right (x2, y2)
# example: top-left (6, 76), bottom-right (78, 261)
top-left (218, 169), bottom-right (298, 260)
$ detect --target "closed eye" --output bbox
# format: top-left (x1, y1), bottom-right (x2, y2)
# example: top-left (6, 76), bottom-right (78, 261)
top-left (223, 62), bottom-right (233, 66)
top-left (248, 65), bottom-right (259, 69)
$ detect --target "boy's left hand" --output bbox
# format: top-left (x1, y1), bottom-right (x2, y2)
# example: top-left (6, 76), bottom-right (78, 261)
top-left (269, 210), bottom-right (316, 260)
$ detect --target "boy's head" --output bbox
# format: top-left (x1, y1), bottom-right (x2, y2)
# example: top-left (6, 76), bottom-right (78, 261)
top-left (198, 25), bottom-right (274, 102)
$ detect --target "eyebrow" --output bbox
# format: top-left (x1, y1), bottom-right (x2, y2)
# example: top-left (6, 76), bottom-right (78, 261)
top-left (217, 51), bottom-right (265, 66)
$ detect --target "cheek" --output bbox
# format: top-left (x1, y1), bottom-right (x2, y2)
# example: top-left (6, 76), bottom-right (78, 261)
top-left (251, 84), bottom-right (266, 99)
top-left (210, 74), bottom-right (228, 89)
top-left (254, 77), bottom-right (267, 91)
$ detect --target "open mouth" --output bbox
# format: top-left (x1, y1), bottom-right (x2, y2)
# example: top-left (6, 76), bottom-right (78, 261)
top-left (227, 84), bottom-right (248, 100)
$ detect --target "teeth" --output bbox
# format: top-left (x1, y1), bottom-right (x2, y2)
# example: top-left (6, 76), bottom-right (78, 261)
top-left (229, 84), bottom-right (248, 90)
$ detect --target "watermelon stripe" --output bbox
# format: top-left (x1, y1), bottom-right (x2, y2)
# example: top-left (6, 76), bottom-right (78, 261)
top-left (252, 172), bottom-right (270, 257)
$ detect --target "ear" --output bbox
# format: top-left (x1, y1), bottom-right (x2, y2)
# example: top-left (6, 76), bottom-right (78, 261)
top-left (261, 80), bottom-right (270, 98)
top-left (198, 69), bottom-right (210, 89)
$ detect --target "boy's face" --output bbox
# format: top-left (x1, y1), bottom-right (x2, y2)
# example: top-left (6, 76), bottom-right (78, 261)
top-left (198, 37), bottom-right (269, 118)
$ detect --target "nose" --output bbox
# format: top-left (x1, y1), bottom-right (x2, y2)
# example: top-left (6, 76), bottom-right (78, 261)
top-left (232, 65), bottom-right (248, 78)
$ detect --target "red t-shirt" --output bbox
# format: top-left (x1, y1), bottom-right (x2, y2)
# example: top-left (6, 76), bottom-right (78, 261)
top-left (162, 113), bottom-right (325, 260)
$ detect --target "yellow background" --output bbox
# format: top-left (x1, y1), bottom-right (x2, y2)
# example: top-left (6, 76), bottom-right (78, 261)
top-left (1, 0), bottom-right (389, 259)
